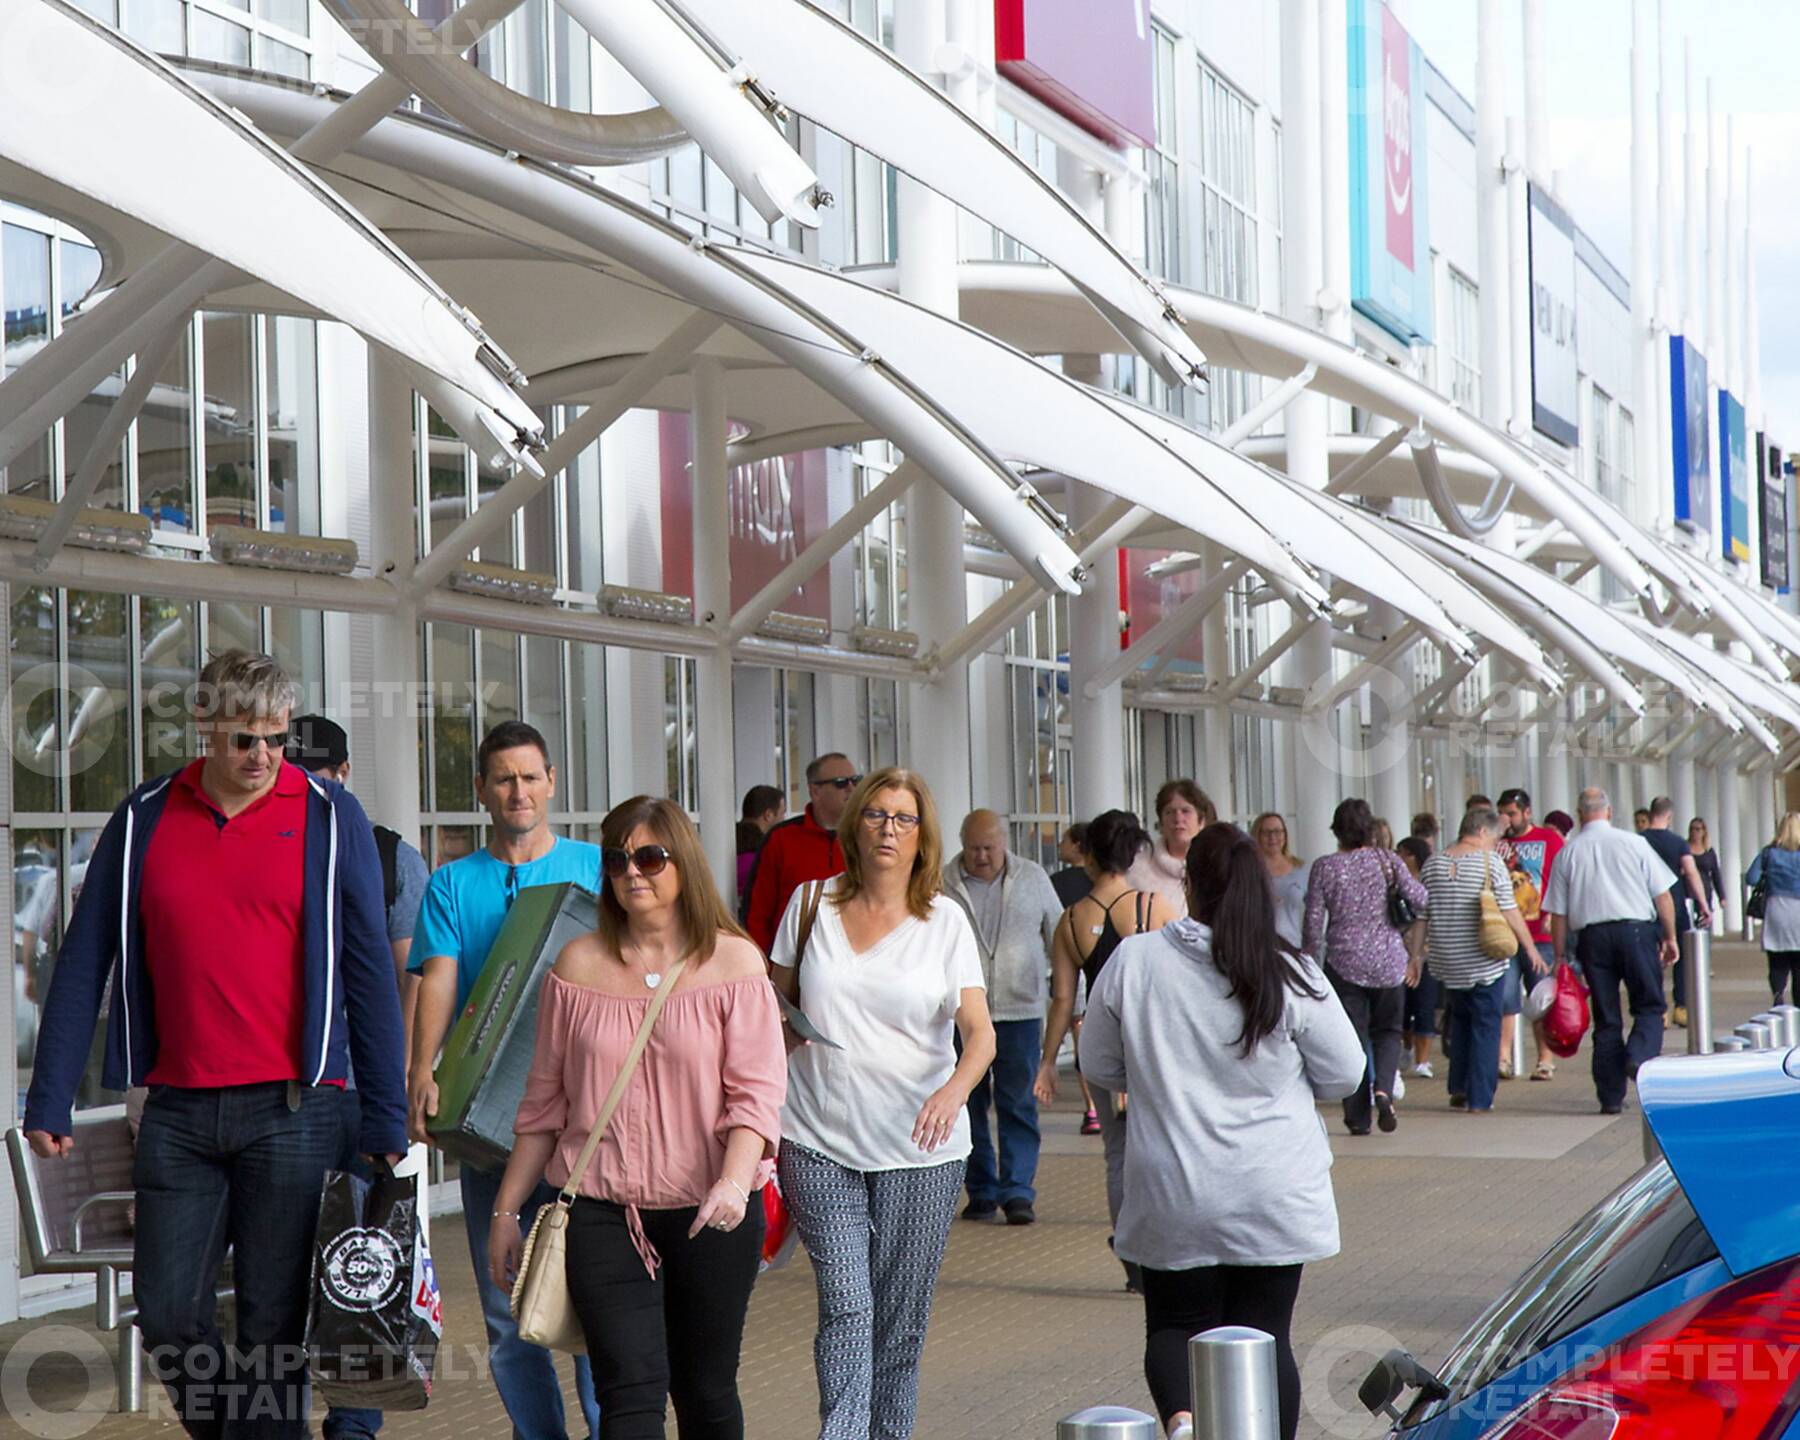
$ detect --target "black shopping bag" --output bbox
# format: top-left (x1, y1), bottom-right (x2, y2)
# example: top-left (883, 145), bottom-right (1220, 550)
top-left (305, 1168), bottom-right (443, 1410)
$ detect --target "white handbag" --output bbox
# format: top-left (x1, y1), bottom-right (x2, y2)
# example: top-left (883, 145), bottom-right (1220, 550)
top-left (509, 957), bottom-right (688, 1353)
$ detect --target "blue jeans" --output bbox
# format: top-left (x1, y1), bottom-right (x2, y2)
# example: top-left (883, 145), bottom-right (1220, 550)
top-left (133, 1081), bottom-right (344, 1439)
top-left (965, 1018), bottom-right (1042, 1206)
top-left (1577, 920), bottom-right (1665, 1110)
top-left (1446, 977), bottom-right (1504, 1111)
top-left (460, 1164), bottom-right (600, 1440)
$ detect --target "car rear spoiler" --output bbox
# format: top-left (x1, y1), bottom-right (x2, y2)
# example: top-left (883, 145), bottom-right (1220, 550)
top-left (1639, 1047), bottom-right (1800, 1276)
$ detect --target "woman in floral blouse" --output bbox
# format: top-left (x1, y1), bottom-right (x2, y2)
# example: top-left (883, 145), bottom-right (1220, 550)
top-left (1301, 798), bottom-right (1428, 1136)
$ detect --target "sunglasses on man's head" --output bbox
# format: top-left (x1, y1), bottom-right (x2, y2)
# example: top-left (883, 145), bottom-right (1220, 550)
top-left (228, 729), bottom-right (290, 754)
top-left (601, 844), bottom-right (675, 880)
top-left (813, 775), bottom-right (863, 791)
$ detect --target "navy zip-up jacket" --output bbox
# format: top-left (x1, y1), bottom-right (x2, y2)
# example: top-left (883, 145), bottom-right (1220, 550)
top-left (23, 765), bottom-right (409, 1155)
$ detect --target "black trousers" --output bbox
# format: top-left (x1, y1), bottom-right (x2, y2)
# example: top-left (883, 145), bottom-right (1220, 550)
top-left (1769, 950), bottom-right (1800, 1005)
top-left (1577, 920), bottom-right (1664, 1111)
top-left (1141, 1262), bottom-right (1305, 1440)
top-left (1324, 967), bottom-right (1405, 1131)
top-left (566, 1197), bottom-right (765, 1440)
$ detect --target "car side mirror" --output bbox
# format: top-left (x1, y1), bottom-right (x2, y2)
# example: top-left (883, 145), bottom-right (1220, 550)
top-left (1358, 1347), bottom-right (1450, 1422)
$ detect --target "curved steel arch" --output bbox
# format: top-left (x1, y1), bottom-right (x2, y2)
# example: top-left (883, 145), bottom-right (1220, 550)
top-left (192, 69), bottom-right (1085, 596)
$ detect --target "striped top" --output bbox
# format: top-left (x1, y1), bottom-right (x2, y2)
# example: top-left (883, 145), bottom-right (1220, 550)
top-left (1421, 848), bottom-right (1516, 990)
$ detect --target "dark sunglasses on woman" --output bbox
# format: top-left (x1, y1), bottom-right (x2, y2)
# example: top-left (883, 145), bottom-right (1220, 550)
top-left (601, 844), bottom-right (675, 880)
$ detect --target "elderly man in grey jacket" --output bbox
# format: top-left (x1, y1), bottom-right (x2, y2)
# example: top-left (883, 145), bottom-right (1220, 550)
top-left (943, 810), bottom-right (1065, 1225)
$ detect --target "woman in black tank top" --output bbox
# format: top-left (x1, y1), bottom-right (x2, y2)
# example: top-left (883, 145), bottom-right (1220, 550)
top-left (1033, 812), bottom-right (1181, 1289)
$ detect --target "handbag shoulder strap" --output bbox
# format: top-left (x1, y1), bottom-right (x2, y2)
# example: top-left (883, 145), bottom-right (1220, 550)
top-left (557, 954), bottom-right (690, 1204)
top-left (795, 879), bottom-right (825, 975)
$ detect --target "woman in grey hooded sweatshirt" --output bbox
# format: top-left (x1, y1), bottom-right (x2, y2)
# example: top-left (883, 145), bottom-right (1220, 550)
top-left (1081, 823), bottom-right (1364, 1440)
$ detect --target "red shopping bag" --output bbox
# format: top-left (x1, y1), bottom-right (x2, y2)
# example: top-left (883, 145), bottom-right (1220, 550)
top-left (760, 1174), bottom-right (799, 1272)
top-left (1544, 963), bottom-right (1591, 1059)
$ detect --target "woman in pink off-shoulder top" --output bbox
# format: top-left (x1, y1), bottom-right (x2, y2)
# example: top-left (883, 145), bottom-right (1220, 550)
top-left (489, 796), bottom-right (786, 1440)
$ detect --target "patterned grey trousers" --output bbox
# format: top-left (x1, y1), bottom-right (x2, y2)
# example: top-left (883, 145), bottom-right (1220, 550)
top-left (777, 1141), bottom-right (965, 1440)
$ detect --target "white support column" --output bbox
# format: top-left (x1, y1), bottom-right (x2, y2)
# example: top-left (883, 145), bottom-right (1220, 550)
top-left (1368, 600), bottom-right (1413, 838)
top-left (1506, 117), bottom-right (1532, 437)
top-left (1476, 0), bottom-right (1512, 429)
top-left (1280, 0), bottom-right (1336, 859)
top-left (1632, 10), bottom-right (1658, 547)
top-left (1058, 150), bottom-right (1127, 821)
top-left (1717, 760), bottom-right (1743, 933)
top-left (896, 0), bottom-right (972, 823)
top-left (1669, 753), bottom-right (1697, 833)
top-left (1522, 0), bottom-right (1547, 181)
top-left (1069, 482), bottom-right (1125, 818)
top-left (366, 354), bottom-right (423, 848)
top-left (1684, 45), bottom-right (1702, 335)
top-left (1200, 540), bottom-right (1236, 823)
top-left (690, 358), bottom-right (736, 894)
top-left (1706, 82), bottom-right (1724, 370)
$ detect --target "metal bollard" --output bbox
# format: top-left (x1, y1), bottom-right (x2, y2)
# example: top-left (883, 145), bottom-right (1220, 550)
top-left (1736, 1021), bottom-right (1774, 1050)
top-left (1714, 1034), bottom-right (1752, 1052)
top-left (1190, 1326), bottom-right (1279, 1440)
top-left (1752, 1012), bottom-right (1789, 1047)
top-left (1056, 1407), bottom-right (1159, 1439)
top-left (1683, 930), bottom-right (1713, 1054)
top-left (1776, 1006), bottom-right (1800, 1047)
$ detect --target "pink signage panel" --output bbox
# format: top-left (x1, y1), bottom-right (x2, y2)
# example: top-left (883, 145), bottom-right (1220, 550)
top-left (994, 0), bottom-right (1156, 151)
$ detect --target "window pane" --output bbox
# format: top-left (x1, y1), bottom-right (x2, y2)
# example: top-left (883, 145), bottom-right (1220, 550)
top-left (124, 0), bottom-right (185, 53)
top-left (524, 636), bottom-right (567, 810)
top-left (561, 421), bottom-right (603, 591)
top-left (269, 608), bottom-right (324, 713)
top-left (568, 642), bottom-right (607, 812)
top-left (15, 830), bottom-right (62, 1098)
top-left (266, 316), bottom-right (319, 536)
top-left (480, 630), bottom-right (520, 732)
top-left (206, 599), bottom-right (262, 658)
top-left (138, 326), bottom-right (197, 531)
top-left (506, 0), bottom-right (549, 102)
top-left (11, 587), bottom-right (61, 814)
top-left (201, 312), bottom-right (258, 529)
top-left (475, 454), bottom-right (516, 566)
top-left (255, 0), bottom-right (309, 34)
top-left (426, 409), bottom-right (468, 552)
top-left (140, 596), bottom-right (198, 777)
top-left (552, 5), bottom-right (591, 111)
top-left (522, 481), bottom-right (558, 580)
top-left (3, 225), bottom-right (54, 500)
top-left (259, 34), bottom-right (310, 79)
top-left (59, 241), bottom-right (128, 512)
top-left (71, 0), bottom-right (118, 20)
top-left (66, 590), bottom-right (132, 814)
top-left (191, 10), bottom-right (251, 65)
top-left (431, 623), bottom-right (476, 811)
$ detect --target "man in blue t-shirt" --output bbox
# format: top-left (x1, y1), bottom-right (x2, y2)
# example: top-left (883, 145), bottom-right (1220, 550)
top-left (1641, 795), bottom-right (1713, 1024)
top-left (408, 721), bottom-right (601, 1440)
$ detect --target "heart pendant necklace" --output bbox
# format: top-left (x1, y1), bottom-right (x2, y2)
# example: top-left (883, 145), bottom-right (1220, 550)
top-left (643, 972), bottom-right (663, 990)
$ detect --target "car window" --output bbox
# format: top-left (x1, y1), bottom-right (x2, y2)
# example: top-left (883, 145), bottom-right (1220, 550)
top-left (1403, 1159), bottom-right (1718, 1425)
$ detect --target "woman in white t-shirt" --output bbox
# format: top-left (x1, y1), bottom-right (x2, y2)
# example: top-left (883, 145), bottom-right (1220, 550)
top-left (771, 766), bottom-right (995, 1440)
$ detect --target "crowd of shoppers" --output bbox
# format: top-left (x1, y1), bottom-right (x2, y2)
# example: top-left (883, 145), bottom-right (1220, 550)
top-left (26, 656), bottom-right (1766, 1440)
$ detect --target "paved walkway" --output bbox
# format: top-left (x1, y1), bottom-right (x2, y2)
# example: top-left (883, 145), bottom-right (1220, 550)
top-left (1, 940), bottom-right (1771, 1440)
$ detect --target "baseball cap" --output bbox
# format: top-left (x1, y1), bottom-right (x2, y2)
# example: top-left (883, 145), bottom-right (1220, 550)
top-left (288, 714), bottom-right (349, 771)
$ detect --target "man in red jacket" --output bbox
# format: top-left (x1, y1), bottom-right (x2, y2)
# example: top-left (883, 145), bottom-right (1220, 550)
top-left (745, 752), bottom-right (859, 951)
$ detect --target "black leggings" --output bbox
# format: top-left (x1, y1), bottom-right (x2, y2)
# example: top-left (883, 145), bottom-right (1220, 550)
top-left (566, 1197), bottom-right (765, 1439)
top-left (1142, 1262), bottom-right (1305, 1440)
top-left (1770, 951), bottom-right (1800, 1005)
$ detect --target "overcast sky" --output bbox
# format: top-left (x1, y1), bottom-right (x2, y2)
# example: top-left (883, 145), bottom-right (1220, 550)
top-left (1398, 0), bottom-right (1800, 441)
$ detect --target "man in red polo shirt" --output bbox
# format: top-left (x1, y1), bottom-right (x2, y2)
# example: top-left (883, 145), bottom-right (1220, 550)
top-left (25, 651), bottom-right (407, 1438)
top-left (744, 752), bottom-right (858, 952)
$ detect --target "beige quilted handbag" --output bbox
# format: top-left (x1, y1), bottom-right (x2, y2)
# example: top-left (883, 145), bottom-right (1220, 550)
top-left (509, 957), bottom-right (687, 1353)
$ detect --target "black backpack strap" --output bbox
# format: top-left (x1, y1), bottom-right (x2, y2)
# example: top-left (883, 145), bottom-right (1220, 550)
top-left (1135, 890), bottom-right (1149, 931)
top-left (374, 825), bottom-right (401, 917)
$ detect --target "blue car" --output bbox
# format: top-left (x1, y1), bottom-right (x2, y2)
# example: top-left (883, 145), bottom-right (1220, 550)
top-left (1365, 1047), bottom-right (1800, 1440)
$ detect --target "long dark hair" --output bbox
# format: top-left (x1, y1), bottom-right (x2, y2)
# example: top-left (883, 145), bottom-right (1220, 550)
top-left (1185, 824), bottom-right (1325, 1055)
